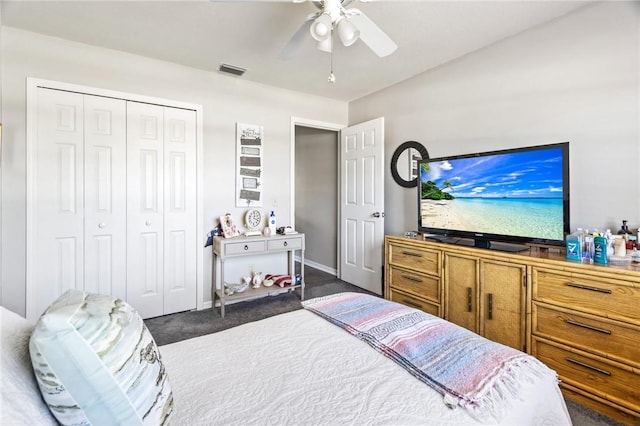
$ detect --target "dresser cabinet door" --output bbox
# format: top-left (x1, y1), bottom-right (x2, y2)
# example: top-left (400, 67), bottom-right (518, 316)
top-left (444, 253), bottom-right (478, 333)
top-left (480, 260), bottom-right (526, 351)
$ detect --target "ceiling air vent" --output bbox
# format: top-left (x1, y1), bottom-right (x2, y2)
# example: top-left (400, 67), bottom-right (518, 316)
top-left (219, 63), bottom-right (246, 76)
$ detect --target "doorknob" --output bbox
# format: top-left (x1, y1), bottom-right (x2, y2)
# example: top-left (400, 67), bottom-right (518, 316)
top-left (372, 212), bottom-right (385, 218)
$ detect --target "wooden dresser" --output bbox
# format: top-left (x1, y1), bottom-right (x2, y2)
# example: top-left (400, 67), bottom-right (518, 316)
top-left (531, 263), bottom-right (640, 425)
top-left (384, 235), bottom-right (640, 425)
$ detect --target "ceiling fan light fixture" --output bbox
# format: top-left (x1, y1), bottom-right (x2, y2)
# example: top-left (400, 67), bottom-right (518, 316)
top-left (317, 36), bottom-right (332, 53)
top-left (336, 17), bottom-right (360, 47)
top-left (310, 13), bottom-right (332, 42)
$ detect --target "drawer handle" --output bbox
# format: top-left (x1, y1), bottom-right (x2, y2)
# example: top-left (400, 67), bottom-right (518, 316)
top-left (488, 293), bottom-right (493, 320)
top-left (566, 319), bottom-right (612, 335)
top-left (467, 287), bottom-right (473, 312)
top-left (401, 251), bottom-right (422, 258)
top-left (401, 274), bottom-right (423, 283)
top-left (402, 299), bottom-right (422, 309)
top-left (566, 358), bottom-right (611, 376)
top-left (566, 282), bottom-right (612, 294)
top-left (284, 241), bottom-right (288, 247)
top-left (244, 245), bottom-right (249, 251)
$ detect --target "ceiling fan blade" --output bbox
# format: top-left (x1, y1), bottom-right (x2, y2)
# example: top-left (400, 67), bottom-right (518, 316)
top-left (278, 16), bottom-right (315, 60)
top-left (348, 9), bottom-right (397, 57)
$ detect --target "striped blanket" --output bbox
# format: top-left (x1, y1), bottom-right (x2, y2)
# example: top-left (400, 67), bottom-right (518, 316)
top-left (302, 292), bottom-right (557, 422)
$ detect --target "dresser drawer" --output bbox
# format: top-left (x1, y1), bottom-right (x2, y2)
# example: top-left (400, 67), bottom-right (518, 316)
top-left (533, 338), bottom-right (640, 413)
top-left (267, 237), bottom-right (302, 251)
top-left (533, 303), bottom-right (640, 368)
top-left (389, 266), bottom-right (439, 303)
top-left (390, 289), bottom-right (440, 317)
top-left (533, 268), bottom-right (640, 323)
top-left (224, 240), bottom-right (266, 255)
top-left (388, 243), bottom-right (440, 275)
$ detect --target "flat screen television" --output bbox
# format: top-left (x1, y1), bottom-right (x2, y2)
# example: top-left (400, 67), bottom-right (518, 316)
top-left (417, 142), bottom-right (569, 252)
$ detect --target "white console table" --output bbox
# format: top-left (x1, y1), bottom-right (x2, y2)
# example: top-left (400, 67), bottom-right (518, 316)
top-left (212, 233), bottom-right (305, 318)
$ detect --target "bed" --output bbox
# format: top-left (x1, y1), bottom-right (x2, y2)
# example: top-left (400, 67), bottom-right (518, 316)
top-left (1, 291), bottom-right (572, 425)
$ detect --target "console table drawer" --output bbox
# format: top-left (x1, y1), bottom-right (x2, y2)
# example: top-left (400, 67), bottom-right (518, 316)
top-left (533, 338), bottom-right (640, 413)
top-left (267, 237), bottom-right (302, 251)
top-left (388, 243), bottom-right (439, 275)
top-left (224, 240), bottom-right (266, 256)
top-left (389, 266), bottom-right (439, 303)
top-left (533, 268), bottom-right (640, 323)
top-left (533, 303), bottom-right (640, 368)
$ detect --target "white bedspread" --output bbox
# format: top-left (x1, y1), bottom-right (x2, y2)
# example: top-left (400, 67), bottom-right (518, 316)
top-left (160, 309), bottom-right (571, 425)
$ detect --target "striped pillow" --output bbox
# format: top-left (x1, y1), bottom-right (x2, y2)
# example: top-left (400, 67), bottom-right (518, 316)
top-left (29, 289), bottom-right (173, 425)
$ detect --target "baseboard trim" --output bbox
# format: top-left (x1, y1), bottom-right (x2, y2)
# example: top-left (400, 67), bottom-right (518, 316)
top-left (297, 257), bottom-right (336, 276)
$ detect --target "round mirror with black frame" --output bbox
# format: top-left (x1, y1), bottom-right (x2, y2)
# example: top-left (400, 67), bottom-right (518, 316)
top-left (390, 141), bottom-right (429, 188)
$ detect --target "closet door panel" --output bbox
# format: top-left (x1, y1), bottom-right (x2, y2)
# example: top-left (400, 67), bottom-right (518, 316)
top-left (32, 88), bottom-right (85, 318)
top-left (83, 95), bottom-right (127, 299)
top-left (127, 102), bottom-right (165, 318)
top-left (163, 107), bottom-right (197, 314)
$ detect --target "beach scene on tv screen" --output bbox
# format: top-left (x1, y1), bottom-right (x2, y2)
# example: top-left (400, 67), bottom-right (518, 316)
top-left (420, 147), bottom-right (565, 240)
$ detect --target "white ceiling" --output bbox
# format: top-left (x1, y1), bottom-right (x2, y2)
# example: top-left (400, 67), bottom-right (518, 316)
top-left (1, 0), bottom-right (594, 101)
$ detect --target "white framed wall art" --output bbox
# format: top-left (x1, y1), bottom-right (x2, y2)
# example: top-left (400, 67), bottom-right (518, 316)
top-left (236, 122), bottom-right (263, 207)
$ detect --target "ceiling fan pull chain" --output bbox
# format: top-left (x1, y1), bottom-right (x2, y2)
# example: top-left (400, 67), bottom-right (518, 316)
top-left (328, 30), bottom-right (336, 83)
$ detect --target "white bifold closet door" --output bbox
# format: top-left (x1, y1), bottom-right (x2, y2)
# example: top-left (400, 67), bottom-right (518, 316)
top-left (126, 102), bottom-right (197, 318)
top-left (31, 88), bottom-right (196, 320)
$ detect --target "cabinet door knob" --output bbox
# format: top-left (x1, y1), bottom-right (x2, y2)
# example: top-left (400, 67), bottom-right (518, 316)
top-left (244, 245), bottom-right (249, 250)
top-left (98, 222), bottom-right (106, 229)
top-left (145, 220), bottom-right (152, 226)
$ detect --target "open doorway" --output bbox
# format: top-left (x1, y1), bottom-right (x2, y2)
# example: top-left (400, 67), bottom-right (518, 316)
top-left (294, 125), bottom-right (339, 275)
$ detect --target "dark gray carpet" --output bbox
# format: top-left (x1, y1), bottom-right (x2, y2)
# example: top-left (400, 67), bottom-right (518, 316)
top-left (145, 266), bottom-right (623, 426)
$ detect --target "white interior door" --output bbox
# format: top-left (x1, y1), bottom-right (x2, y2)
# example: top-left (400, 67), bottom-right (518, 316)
top-left (163, 107), bottom-right (197, 314)
top-left (31, 88), bottom-right (85, 319)
top-left (83, 95), bottom-right (127, 301)
top-left (339, 117), bottom-right (385, 295)
top-left (126, 102), bottom-right (165, 318)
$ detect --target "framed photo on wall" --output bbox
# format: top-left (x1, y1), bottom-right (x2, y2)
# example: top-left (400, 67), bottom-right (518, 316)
top-left (236, 122), bottom-right (263, 207)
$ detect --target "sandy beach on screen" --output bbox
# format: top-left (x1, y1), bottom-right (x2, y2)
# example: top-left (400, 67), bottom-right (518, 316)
top-left (420, 199), bottom-right (464, 229)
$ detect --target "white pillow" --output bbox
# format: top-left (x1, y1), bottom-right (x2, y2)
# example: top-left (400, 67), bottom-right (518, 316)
top-left (29, 289), bottom-right (173, 425)
top-left (0, 306), bottom-right (57, 425)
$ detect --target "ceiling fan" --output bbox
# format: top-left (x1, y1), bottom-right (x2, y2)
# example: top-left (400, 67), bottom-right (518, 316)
top-left (280, 0), bottom-right (397, 60)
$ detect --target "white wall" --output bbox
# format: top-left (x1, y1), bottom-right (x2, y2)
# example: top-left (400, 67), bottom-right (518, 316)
top-left (0, 27), bottom-right (348, 316)
top-left (350, 2), bottom-right (640, 237)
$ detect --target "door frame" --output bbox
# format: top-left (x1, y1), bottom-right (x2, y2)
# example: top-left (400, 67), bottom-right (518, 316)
top-left (289, 117), bottom-right (345, 277)
top-left (25, 77), bottom-right (205, 319)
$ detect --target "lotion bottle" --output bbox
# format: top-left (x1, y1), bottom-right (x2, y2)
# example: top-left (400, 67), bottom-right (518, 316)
top-left (269, 211), bottom-right (277, 235)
